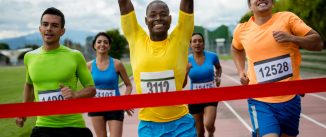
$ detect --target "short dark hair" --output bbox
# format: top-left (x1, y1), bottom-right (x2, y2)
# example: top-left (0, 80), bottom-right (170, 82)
top-left (41, 7), bottom-right (65, 28)
top-left (146, 0), bottom-right (170, 15)
top-left (191, 33), bottom-right (205, 44)
top-left (92, 32), bottom-right (113, 50)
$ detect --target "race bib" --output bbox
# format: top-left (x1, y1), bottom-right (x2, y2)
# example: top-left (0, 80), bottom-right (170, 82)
top-left (38, 89), bottom-right (64, 102)
top-left (95, 89), bottom-right (116, 98)
top-left (193, 81), bottom-right (215, 90)
top-left (254, 54), bottom-right (293, 83)
top-left (140, 70), bottom-right (176, 94)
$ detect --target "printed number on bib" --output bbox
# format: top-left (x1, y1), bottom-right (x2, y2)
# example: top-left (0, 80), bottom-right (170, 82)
top-left (96, 89), bottom-right (116, 98)
top-left (140, 70), bottom-right (176, 94)
top-left (38, 89), bottom-right (64, 102)
top-left (193, 81), bottom-right (215, 90)
top-left (254, 54), bottom-right (293, 83)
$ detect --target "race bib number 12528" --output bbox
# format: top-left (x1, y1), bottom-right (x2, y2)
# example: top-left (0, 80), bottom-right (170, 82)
top-left (254, 54), bottom-right (293, 83)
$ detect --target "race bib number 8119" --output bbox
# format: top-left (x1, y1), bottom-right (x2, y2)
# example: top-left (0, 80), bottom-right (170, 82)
top-left (254, 54), bottom-right (293, 83)
top-left (140, 70), bottom-right (176, 94)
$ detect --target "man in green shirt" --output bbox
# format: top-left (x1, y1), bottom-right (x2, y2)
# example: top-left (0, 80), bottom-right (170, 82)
top-left (15, 7), bottom-right (96, 137)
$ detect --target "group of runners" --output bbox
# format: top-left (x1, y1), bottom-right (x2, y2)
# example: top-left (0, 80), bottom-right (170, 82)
top-left (15, 0), bottom-right (323, 137)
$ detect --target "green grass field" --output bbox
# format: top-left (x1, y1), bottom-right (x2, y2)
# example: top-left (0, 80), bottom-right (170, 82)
top-left (0, 66), bottom-right (36, 137)
top-left (0, 62), bottom-right (132, 137)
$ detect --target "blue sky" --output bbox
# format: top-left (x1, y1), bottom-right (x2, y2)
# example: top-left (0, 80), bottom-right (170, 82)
top-left (0, 0), bottom-right (249, 39)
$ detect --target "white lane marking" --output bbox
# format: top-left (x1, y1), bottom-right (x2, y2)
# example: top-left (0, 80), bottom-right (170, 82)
top-left (308, 93), bottom-right (326, 101)
top-left (223, 101), bottom-right (253, 132)
top-left (222, 62), bottom-right (326, 129)
top-left (301, 113), bottom-right (326, 129)
top-left (220, 73), bottom-right (253, 132)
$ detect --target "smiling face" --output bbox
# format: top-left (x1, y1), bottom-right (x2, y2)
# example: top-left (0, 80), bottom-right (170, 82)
top-left (145, 2), bottom-right (171, 39)
top-left (190, 34), bottom-right (205, 53)
top-left (39, 14), bottom-right (65, 45)
top-left (249, 0), bottom-right (273, 14)
top-left (94, 35), bottom-right (111, 54)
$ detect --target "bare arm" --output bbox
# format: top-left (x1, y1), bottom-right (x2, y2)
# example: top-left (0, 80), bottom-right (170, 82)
top-left (180, 0), bottom-right (194, 13)
top-left (23, 83), bottom-right (35, 102)
top-left (86, 61), bottom-right (92, 71)
top-left (273, 29), bottom-right (324, 51)
top-left (61, 85), bottom-right (96, 99)
top-left (118, 0), bottom-right (134, 15)
top-left (231, 46), bottom-right (249, 85)
top-left (182, 63), bottom-right (191, 88)
top-left (16, 83), bottom-right (34, 127)
top-left (115, 60), bottom-right (134, 116)
top-left (214, 63), bottom-right (222, 87)
top-left (115, 60), bottom-right (132, 95)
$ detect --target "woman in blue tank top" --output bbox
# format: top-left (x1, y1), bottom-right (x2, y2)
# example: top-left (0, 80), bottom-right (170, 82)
top-left (183, 33), bottom-right (222, 137)
top-left (87, 32), bottom-right (133, 137)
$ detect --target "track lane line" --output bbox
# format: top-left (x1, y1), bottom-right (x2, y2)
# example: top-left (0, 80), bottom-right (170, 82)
top-left (221, 63), bottom-right (326, 129)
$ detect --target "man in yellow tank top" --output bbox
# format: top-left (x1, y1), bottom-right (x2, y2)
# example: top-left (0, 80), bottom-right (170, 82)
top-left (118, 0), bottom-right (196, 136)
top-left (232, 0), bottom-right (323, 137)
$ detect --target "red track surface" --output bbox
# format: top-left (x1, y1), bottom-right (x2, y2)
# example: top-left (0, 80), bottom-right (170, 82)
top-left (84, 60), bottom-right (326, 137)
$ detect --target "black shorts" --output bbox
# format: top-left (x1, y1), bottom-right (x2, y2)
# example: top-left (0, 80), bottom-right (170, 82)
top-left (31, 127), bottom-right (92, 137)
top-left (88, 110), bottom-right (124, 121)
top-left (188, 102), bottom-right (218, 114)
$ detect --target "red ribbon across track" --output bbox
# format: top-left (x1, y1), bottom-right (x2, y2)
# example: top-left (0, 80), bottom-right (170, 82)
top-left (0, 78), bottom-right (325, 118)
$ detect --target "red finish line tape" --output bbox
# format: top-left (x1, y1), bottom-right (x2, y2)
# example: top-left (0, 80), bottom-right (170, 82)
top-left (0, 78), bottom-right (325, 118)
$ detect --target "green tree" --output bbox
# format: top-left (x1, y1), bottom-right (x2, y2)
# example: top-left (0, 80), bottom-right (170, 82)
top-left (288, 0), bottom-right (326, 45)
top-left (25, 44), bottom-right (39, 50)
top-left (0, 42), bottom-right (10, 62)
top-left (239, 12), bottom-right (252, 23)
top-left (106, 29), bottom-right (128, 59)
top-left (0, 42), bottom-right (9, 49)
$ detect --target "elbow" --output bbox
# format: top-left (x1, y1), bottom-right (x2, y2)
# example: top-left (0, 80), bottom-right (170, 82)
top-left (312, 34), bottom-right (324, 51)
top-left (317, 41), bottom-right (324, 51)
top-left (310, 41), bottom-right (324, 51)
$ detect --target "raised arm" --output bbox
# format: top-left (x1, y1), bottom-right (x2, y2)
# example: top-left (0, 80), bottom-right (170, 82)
top-left (180, 0), bottom-right (194, 13)
top-left (118, 0), bottom-right (134, 15)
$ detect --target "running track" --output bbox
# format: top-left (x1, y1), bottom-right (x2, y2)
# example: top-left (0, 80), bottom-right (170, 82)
top-left (84, 60), bottom-right (326, 137)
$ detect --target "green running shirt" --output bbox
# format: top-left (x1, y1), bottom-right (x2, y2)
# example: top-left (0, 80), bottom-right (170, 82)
top-left (24, 45), bottom-right (94, 128)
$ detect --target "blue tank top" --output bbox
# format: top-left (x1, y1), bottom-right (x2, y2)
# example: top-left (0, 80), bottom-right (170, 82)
top-left (188, 51), bottom-right (220, 90)
top-left (91, 57), bottom-right (120, 96)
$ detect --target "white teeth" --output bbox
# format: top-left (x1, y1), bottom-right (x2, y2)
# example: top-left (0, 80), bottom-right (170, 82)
top-left (154, 24), bottom-right (163, 27)
top-left (258, 3), bottom-right (267, 6)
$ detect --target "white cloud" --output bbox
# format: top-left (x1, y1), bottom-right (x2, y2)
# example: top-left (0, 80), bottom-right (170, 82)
top-left (0, 0), bottom-right (249, 39)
